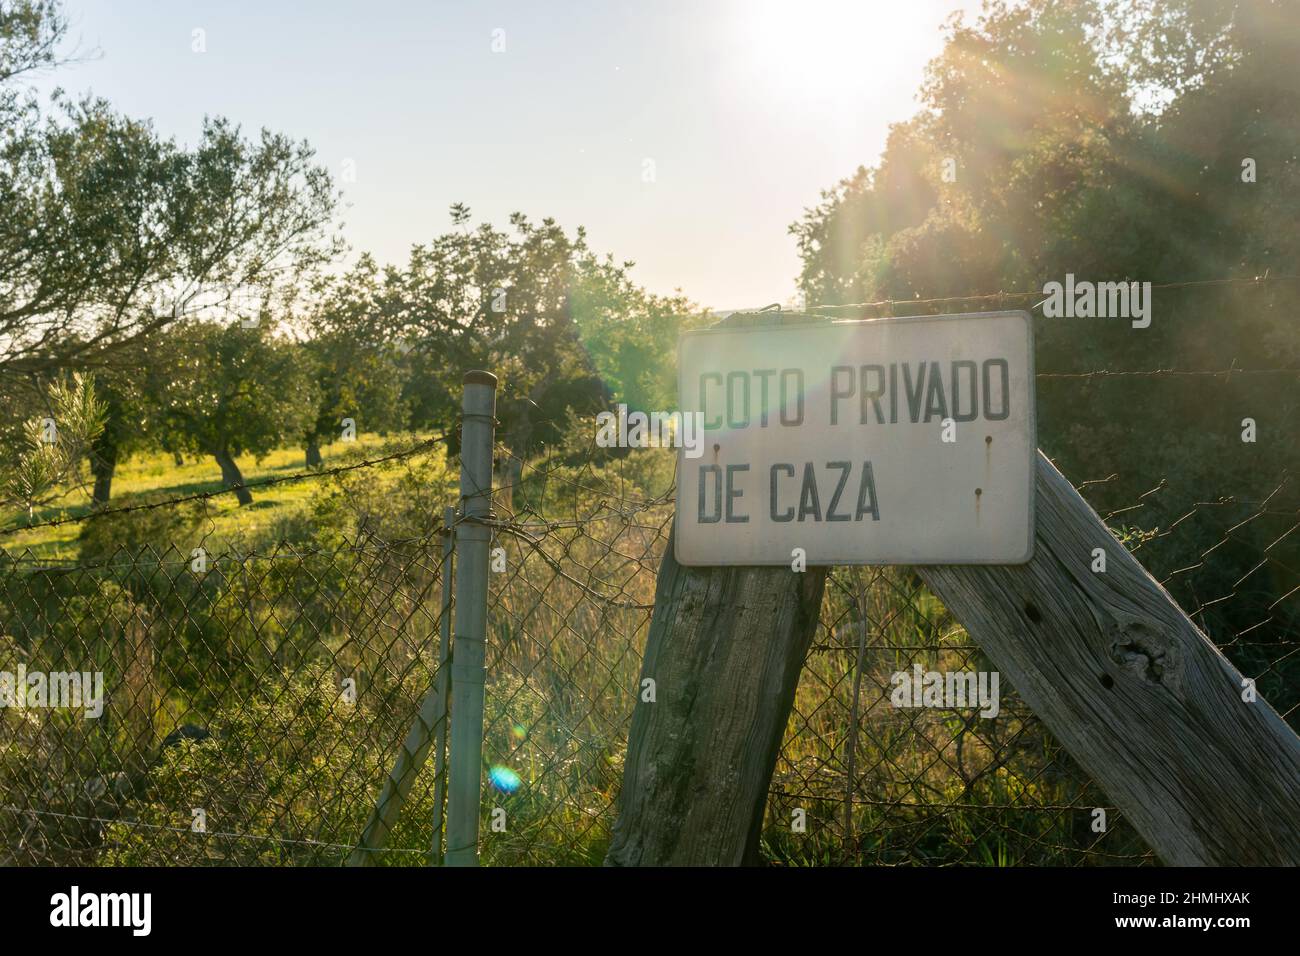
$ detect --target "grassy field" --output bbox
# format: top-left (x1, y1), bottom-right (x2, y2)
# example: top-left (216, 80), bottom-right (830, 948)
top-left (2, 434), bottom-right (415, 560)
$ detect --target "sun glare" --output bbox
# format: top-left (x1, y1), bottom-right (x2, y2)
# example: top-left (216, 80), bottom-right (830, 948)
top-left (733, 0), bottom-right (907, 105)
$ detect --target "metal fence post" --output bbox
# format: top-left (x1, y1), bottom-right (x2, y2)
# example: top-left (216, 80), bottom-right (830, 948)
top-left (444, 370), bottom-right (497, 866)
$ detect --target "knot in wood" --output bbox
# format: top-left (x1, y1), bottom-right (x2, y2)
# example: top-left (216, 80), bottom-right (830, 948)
top-left (1108, 617), bottom-right (1179, 689)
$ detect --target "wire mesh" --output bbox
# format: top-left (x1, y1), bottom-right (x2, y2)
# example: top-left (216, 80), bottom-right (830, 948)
top-left (474, 440), bottom-right (1297, 866)
top-left (0, 533), bottom-right (451, 865)
top-left (1, 392), bottom-right (1295, 867)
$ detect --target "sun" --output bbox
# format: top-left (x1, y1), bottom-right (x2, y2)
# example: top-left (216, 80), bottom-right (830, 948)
top-left (732, 0), bottom-right (892, 104)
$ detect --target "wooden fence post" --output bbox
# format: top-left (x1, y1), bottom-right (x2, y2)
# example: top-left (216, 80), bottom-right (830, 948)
top-left (604, 527), bottom-right (827, 866)
top-left (119, 604), bottom-right (155, 773)
top-left (605, 309), bottom-right (833, 867)
top-left (919, 452), bottom-right (1300, 865)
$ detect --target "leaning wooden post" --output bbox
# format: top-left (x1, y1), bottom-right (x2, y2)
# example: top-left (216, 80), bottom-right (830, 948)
top-left (919, 452), bottom-right (1300, 866)
top-left (346, 676), bottom-right (448, 866)
top-left (606, 311), bottom-right (829, 867)
top-left (429, 504), bottom-right (456, 863)
top-left (345, 510), bottom-right (457, 867)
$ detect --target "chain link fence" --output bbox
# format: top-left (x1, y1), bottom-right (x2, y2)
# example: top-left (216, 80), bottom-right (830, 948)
top-left (475, 444), bottom-right (1298, 866)
top-left (2, 438), bottom-right (1296, 866)
top-left (1, 532), bottom-right (451, 866)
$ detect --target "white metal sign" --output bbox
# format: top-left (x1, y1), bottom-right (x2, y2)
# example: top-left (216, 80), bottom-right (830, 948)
top-left (675, 311), bottom-right (1035, 566)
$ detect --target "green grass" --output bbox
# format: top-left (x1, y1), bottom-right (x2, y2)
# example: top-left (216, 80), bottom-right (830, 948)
top-left (2, 434), bottom-right (408, 560)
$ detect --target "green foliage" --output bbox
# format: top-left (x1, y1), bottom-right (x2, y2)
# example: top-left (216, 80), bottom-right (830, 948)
top-left (0, 1), bottom-right (64, 88)
top-left (300, 258), bottom-right (411, 453)
top-left (314, 210), bottom-right (696, 458)
top-left (302, 335), bottom-right (409, 452)
top-left (304, 438), bottom-right (457, 546)
top-left (0, 101), bottom-right (339, 380)
top-left (1, 0), bottom-right (338, 382)
top-left (0, 372), bottom-right (106, 518)
top-left (568, 258), bottom-right (701, 415)
top-left (98, 665), bottom-right (399, 865)
top-left (789, 0), bottom-right (1300, 640)
top-left (76, 496), bottom-right (206, 565)
top-left (147, 321), bottom-right (320, 463)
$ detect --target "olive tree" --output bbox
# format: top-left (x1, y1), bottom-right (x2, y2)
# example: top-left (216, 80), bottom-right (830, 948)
top-left (147, 321), bottom-right (319, 505)
top-left (0, 372), bottom-right (106, 519)
top-left (0, 1), bottom-right (340, 383)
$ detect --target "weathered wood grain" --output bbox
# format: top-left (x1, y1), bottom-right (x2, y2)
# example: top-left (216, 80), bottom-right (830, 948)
top-left (604, 526), bottom-right (827, 866)
top-left (919, 452), bottom-right (1300, 865)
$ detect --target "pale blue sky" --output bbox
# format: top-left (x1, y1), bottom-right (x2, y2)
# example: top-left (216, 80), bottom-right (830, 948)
top-left (38, 0), bottom-right (981, 309)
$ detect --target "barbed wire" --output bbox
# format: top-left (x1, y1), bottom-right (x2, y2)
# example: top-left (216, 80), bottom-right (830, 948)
top-left (492, 522), bottom-right (657, 611)
top-left (804, 271), bottom-right (1300, 315)
top-left (0, 432), bottom-right (449, 539)
top-left (0, 529), bottom-right (448, 573)
top-left (1036, 366), bottom-right (1300, 379)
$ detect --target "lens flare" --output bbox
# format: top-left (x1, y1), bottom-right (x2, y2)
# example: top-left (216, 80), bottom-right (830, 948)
top-left (488, 765), bottom-right (522, 794)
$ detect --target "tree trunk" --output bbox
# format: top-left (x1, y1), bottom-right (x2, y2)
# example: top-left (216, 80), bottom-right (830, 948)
top-left (493, 400), bottom-right (531, 518)
top-left (214, 448), bottom-right (253, 505)
top-left (604, 526), bottom-right (828, 866)
top-left (305, 441), bottom-right (323, 468)
top-left (493, 452), bottom-right (523, 517)
top-left (90, 436), bottom-right (118, 507)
